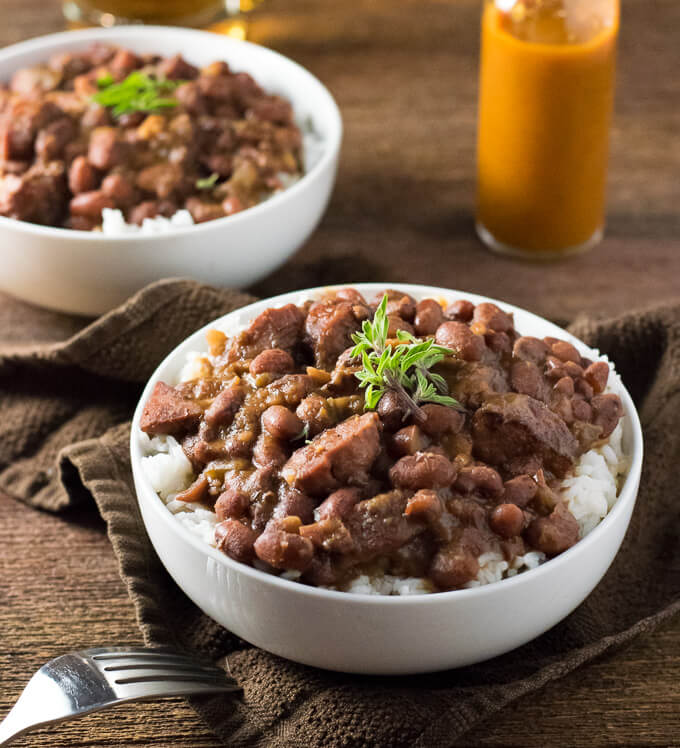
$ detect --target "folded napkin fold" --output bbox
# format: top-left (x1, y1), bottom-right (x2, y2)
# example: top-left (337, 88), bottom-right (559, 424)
top-left (1, 279), bottom-right (679, 747)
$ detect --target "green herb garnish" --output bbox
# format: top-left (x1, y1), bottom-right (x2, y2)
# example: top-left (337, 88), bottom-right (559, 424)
top-left (196, 173), bottom-right (220, 190)
top-left (350, 295), bottom-right (459, 419)
top-left (96, 73), bottom-right (114, 89)
top-left (92, 71), bottom-right (182, 118)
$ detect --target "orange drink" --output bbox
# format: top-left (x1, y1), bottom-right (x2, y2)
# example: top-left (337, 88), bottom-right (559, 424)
top-left (476, 0), bottom-right (619, 258)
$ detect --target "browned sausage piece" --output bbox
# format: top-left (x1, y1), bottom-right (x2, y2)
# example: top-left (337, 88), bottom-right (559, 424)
top-left (591, 393), bottom-right (624, 438)
top-left (215, 519), bottom-right (258, 564)
top-left (249, 348), bottom-right (295, 376)
top-left (584, 361), bottom-right (610, 394)
top-left (215, 486), bottom-right (250, 521)
top-left (454, 465), bottom-right (504, 497)
top-left (435, 321), bottom-right (485, 361)
top-left (489, 503), bottom-right (525, 538)
top-left (261, 405), bottom-right (303, 441)
top-left (414, 299), bottom-right (444, 336)
top-left (140, 381), bottom-right (202, 435)
top-left (473, 302), bottom-right (513, 333)
top-left (525, 502), bottom-right (579, 555)
top-left (316, 487), bottom-right (362, 521)
top-left (389, 451), bottom-right (457, 490)
top-left (253, 520), bottom-right (314, 571)
top-left (419, 403), bottom-right (465, 437)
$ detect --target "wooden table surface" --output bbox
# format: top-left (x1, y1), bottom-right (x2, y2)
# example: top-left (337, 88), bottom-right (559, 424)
top-left (1, 0), bottom-right (679, 745)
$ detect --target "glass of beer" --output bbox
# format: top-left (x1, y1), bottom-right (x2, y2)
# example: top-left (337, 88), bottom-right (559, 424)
top-left (63, 0), bottom-right (263, 31)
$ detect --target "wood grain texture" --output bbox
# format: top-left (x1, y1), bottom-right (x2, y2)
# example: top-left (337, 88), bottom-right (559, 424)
top-left (1, 0), bottom-right (679, 745)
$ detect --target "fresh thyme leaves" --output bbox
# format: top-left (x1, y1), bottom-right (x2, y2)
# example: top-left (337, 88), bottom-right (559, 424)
top-left (350, 295), bottom-right (459, 418)
top-left (92, 71), bottom-right (182, 118)
top-left (196, 173), bottom-right (220, 190)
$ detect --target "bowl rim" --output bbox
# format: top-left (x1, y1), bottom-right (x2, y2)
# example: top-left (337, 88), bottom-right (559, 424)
top-left (130, 283), bottom-right (644, 606)
top-left (0, 25), bottom-right (342, 243)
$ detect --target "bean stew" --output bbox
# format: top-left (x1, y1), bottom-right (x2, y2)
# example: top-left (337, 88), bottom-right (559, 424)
top-left (0, 44), bottom-right (304, 230)
top-left (140, 289), bottom-right (625, 592)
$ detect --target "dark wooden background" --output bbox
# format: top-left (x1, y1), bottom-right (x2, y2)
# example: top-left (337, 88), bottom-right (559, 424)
top-left (1, 0), bottom-right (679, 745)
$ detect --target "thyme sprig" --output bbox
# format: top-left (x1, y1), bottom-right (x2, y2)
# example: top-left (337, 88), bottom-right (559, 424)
top-left (92, 71), bottom-right (182, 118)
top-left (350, 295), bottom-right (459, 419)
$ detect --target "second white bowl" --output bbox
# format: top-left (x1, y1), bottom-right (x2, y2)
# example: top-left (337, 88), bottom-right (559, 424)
top-left (0, 27), bottom-right (342, 315)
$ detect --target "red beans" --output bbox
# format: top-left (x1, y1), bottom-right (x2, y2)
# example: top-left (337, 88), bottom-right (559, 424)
top-left (262, 405), bottom-right (303, 441)
top-left (414, 299), bottom-right (444, 336)
top-left (429, 546), bottom-right (479, 589)
top-left (525, 503), bottom-right (579, 556)
top-left (419, 403), bottom-right (464, 437)
top-left (405, 489), bottom-right (443, 522)
top-left (585, 361), bottom-right (609, 394)
top-left (473, 302), bottom-right (513, 333)
top-left (389, 452), bottom-right (457, 490)
top-left (513, 336), bottom-right (549, 364)
top-left (511, 360), bottom-right (548, 401)
top-left (87, 127), bottom-right (126, 170)
top-left (382, 290), bottom-right (416, 321)
top-left (446, 299), bottom-right (475, 322)
top-left (215, 487), bottom-right (250, 521)
top-left (503, 475), bottom-right (538, 507)
top-left (489, 503), bottom-right (525, 538)
top-left (69, 190), bottom-right (115, 218)
top-left (550, 340), bottom-right (581, 364)
top-left (135, 162), bottom-right (183, 200)
top-left (376, 390), bottom-right (406, 431)
top-left (101, 173), bottom-right (135, 207)
top-left (253, 520), bottom-right (314, 571)
top-left (249, 348), bottom-right (295, 376)
top-left (454, 465), bottom-right (503, 497)
top-left (68, 155), bottom-right (98, 194)
top-left (390, 425), bottom-right (430, 456)
top-left (215, 519), bottom-right (258, 564)
top-left (435, 321), bottom-right (485, 361)
top-left (316, 487), bottom-right (362, 521)
top-left (386, 315), bottom-right (415, 338)
top-left (591, 393), bottom-right (623, 438)
top-left (204, 385), bottom-right (244, 429)
top-left (299, 518), bottom-right (354, 553)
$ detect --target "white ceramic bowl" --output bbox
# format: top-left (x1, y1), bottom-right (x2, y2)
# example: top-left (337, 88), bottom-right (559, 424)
top-left (0, 27), bottom-right (342, 316)
top-left (130, 284), bottom-right (643, 675)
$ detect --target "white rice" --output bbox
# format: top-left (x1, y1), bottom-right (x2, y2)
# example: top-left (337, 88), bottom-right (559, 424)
top-left (101, 208), bottom-right (194, 235)
top-left (139, 340), bottom-right (630, 596)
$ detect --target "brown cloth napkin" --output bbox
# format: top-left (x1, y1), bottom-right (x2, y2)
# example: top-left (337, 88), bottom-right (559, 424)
top-left (2, 279), bottom-right (679, 747)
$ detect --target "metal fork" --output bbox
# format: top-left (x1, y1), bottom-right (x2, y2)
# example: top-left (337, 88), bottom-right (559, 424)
top-left (0, 647), bottom-right (239, 745)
